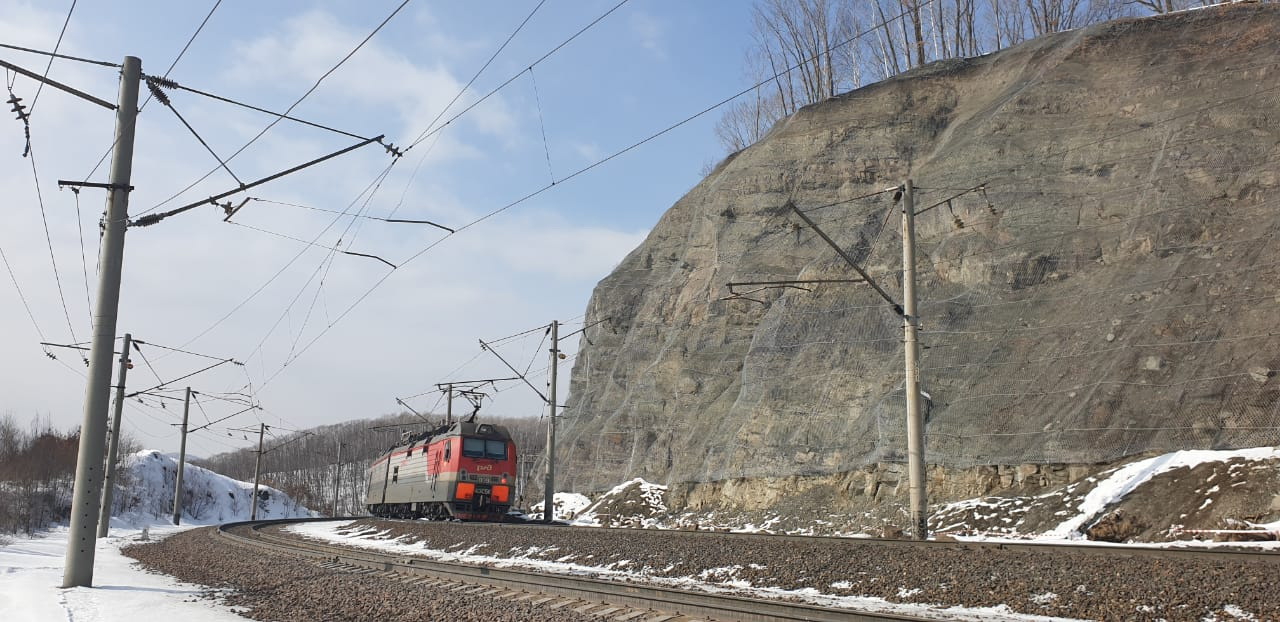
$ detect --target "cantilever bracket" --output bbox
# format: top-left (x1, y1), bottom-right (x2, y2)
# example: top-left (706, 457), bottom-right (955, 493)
top-left (58, 180), bottom-right (133, 192)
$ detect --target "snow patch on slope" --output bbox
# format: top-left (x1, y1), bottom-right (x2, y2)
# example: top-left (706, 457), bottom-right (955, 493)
top-left (1044, 447), bottom-right (1280, 539)
top-left (108, 449), bottom-right (315, 529)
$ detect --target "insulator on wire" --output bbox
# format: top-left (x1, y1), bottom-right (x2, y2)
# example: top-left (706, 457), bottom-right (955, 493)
top-left (146, 80), bottom-right (171, 106)
top-left (7, 93), bottom-right (28, 121)
top-left (148, 75), bottom-right (179, 90)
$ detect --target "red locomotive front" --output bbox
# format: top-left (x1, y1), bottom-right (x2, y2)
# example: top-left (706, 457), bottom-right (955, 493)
top-left (367, 421), bottom-right (517, 521)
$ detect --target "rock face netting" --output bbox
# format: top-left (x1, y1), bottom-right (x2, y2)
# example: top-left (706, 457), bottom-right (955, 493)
top-left (554, 5), bottom-right (1280, 493)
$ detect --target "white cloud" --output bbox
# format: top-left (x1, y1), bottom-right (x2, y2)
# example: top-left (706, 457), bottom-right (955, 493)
top-left (454, 210), bottom-right (647, 281)
top-left (570, 140), bottom-right (603, 163)
top-left (629, 10), bottom-right (667, 59)
top-left (224, 10), bottom-right (516, 146)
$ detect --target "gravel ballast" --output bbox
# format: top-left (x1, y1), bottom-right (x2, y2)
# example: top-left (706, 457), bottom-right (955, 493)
top-left (307, 519), bottom-right (1279, 621)
top-left (122, 528), bottom-right (601, 622)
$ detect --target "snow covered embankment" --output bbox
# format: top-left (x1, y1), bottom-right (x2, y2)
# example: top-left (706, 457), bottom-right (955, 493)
top-left (933, 447), bottom-right (1280, 544)
top-left (107, 449), bottom-right (315, 530)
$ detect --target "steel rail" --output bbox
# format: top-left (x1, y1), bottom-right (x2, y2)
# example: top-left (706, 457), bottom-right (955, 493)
top-left (455, 520), bottom-right (1280, 565)
top-left (214, 518), bottom-right (932, 622)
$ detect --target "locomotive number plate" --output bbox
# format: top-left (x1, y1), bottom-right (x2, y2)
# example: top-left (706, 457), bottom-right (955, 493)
top-left (474, 486), bottom-right (492, 495)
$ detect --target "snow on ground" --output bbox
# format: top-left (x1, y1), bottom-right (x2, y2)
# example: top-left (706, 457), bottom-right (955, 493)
top-left (111, 449), bottom-right (315, 528)
top-left (1044, 447), bottom-right (1280, 539)
top-left (0, 525), bottom-right (245, 622)
top-left (525, 491), bottom-right (591, 521)
top-left (929, 446), bottom-right (1280, 546)
top-left (288, 520), bottom-right (1085, 622)
top-left (0, 448), bottom-right (317, 621)
top-left (570, 478), bottom-right (669, 527)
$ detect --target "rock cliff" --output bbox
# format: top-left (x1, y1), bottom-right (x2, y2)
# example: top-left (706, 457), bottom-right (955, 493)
top-left (557, 4), bottom-right (1280, 509)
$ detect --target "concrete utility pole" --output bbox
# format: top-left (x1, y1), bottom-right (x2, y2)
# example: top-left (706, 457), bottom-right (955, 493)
top-left (250, 423), bottom-right (265, 520)
top-left (97, 333), bottom-right (132, 538)
top-left (543, 320), bottom-right (559, 523)
top-left (63, 56), bottom-right (141, 588)
top-left (901, 179), bottom-right (928, 540)
top-left (332, 442), bottom-right (344, 517)
top-left (171, 388), bottom-right (192, 525)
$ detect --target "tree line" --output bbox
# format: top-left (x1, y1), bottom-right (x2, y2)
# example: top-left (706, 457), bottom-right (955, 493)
top-left (0, 414), bottom-right (137, 535)
top-left (713, 0), bottom-right (1241, 154)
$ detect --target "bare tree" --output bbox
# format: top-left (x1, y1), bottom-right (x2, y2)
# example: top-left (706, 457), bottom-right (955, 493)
top-left (714, 0), bottom-right (863, 154)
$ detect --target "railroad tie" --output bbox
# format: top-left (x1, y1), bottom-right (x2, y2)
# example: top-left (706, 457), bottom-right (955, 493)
top-left (591, 606), bottom-right (622, 618)
top-left (572, 603), bottom-right (602, 614)
top-left (549, 599), bottom-right (581, 610)
top-left (527, 596), bottom-right (557, 605)
top-left (611, 612), bottom-right (649, 621)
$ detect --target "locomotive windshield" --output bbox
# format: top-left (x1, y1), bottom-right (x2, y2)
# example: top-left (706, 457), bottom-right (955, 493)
top-left (461, 437), bottom-right (508, 459)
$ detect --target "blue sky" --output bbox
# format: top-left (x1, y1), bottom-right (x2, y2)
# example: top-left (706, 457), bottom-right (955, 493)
top-left (0, 0), bottom-right (762, 457)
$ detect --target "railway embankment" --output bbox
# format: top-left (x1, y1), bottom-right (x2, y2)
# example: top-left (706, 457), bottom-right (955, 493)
top-left (123, 527), bottom-right (601, 622)
top-left (124, 519), bottom-right (1280, 621)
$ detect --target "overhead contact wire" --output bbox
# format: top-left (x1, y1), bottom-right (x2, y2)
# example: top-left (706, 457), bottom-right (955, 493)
top-left (141, 0), bottom-right (411, 215)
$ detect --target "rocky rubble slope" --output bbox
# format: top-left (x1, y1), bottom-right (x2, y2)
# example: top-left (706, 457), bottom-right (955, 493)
top-left (557, 4), bottom-right (1280, 511)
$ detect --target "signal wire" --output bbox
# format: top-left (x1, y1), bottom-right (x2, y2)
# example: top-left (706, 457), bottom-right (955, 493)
top-left (405, 0), bottom-right (630, 150)
top-left (24, 141), bottom-right (81, 347)
top-left (172, 160), bottom-right (398, 356)
top-left (0, 42), bottom-right (117, 68)
top-left (142, 0), bottom-right (412, 215)
top-left (69, 188), bottom-right (93, 327)
top-left (406, 0), bottom-right (549, 150)
top-left (146, 77), bottom-right (242, 185)
top-left (1, 241), bottom-right (48, 342)
top-left (77, 0), bottom-right (224, 184)
top-left (28, 0), bottom-right (76, 113)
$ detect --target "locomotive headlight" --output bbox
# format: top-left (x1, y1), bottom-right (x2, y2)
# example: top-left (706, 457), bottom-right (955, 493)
top-left (456, 482), bottom-right (476, 500)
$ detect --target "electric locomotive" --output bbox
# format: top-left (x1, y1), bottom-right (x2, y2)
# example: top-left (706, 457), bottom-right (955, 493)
top-left (365, 420), bottom-right (517, 521)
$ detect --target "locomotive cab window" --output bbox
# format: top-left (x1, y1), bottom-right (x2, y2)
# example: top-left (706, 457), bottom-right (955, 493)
top-left (485, 440), bottom-right (507, 460)
top-left (462, 437), bottom-right (485, 458)
top-left (392, 466), bottom-right (399, 483)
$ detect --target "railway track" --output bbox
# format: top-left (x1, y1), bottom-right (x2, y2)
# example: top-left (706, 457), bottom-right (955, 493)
top-left (214, 518), bottom-right (933, 622)
top-left (455, 518), bottom-right (1280, 565)
top-left (207, 517), bottom-right (1280, 621)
